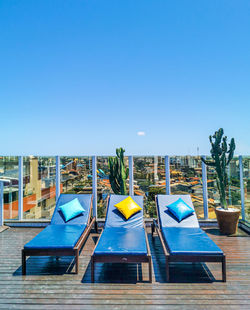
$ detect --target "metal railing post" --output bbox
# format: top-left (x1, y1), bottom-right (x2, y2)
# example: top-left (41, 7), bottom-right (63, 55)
top-left (239, 156), bottom-right (245, 221)
top-left (165, 156), bottom-right (171, 195)
top-left (56, 156), bottom-right (61, 202)
top-left (18, 156), bottom-right (23, 220)
top-left (202, 156), bottom-right (209, 220)
top-left (92, 156), bottom-right (97, 218)
top-left (129, 156), bottom-right (134, 195)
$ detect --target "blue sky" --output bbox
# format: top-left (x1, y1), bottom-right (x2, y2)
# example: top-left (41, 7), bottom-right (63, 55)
top-left (0, 0), bottom-right (250, 156)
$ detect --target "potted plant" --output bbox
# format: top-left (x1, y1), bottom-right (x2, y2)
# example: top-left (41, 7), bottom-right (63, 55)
top-left (202, 128), bottom-right (240, 235)
top-left (108, 148), bottom-right (129, 195)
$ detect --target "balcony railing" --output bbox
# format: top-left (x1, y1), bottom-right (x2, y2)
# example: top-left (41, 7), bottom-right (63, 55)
top-left (0, 155), bottom-right (249, 224)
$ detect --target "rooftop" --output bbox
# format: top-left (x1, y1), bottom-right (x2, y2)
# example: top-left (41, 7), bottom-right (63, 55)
top-left (0, 225), bottom-right (249, 309)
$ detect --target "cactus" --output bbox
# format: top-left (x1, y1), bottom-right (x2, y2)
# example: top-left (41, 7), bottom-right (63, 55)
top-left (108, 148), bottom-right (129, 195)
top-left (201, 128), bottom-right (235, 210)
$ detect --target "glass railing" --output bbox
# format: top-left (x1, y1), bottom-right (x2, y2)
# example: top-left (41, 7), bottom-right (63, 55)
top-left (97, 156), bottom-right (112, 218)
top-left (0, 155), bottom-right (249, 224)
top-left (23, 156), bottom-right (56, 219)
top-left (170, 156), bottom-right (204, 218)
top-left (206, 157), bottom-right (241, 219)
top-left (133, 156), bottom-right (165, 218)
top-left (0, 156), bottom-right (19, 220)
top-left (60, 157), bottom-right (92, 195)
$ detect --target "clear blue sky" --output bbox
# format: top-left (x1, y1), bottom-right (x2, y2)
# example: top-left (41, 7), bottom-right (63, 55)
top-left (0, 0), bottom-right (249, 156)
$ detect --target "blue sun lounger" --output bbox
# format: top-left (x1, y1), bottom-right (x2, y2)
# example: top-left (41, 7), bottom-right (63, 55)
top-left (91, 194), bottom-right (152, 282)
top-left (152, 195), bottom-right (226, 282)
top-left (22, 194), bottom-right (96, 275)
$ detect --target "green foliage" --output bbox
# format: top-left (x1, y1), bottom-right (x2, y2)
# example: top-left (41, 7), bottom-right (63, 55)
top-left (135, 159), bottom-right (147, 173)
top-left (145, 201), bottom-right (157, 218)
top-left (97, 202), bottom-right (106, 218)
top-left (230, 177), bottom-right (240, 187)
top-left (202, 128), bottom-right (236, 210)
top-left (148, 186), bottom-right (166, 202)
top-left (247, 179), bottom-right (250, 191)
top-left (145, 186), bottom-right (166, 218)
top-left (246, 205), bottom-right (250, 221)
top-left (108, 148), bottom-right (129, 195)
top-left (231, 191), bottom-right (241, 206)
top-left (182, 167), bottom-right (196, 177)
top-left (64, 189), bottom-right (78, 194)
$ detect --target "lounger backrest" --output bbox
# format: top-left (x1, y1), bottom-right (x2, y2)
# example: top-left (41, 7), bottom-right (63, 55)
top-left (51, 194), bottom-right (92, 225)
top-left (105, 195), bottom-right (144, 228)
top-left (156, 194), bottom-right (199, 228)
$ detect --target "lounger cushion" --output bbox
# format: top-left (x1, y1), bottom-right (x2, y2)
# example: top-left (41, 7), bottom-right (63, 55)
top-left (59, 198), bottom-right (85, 222)
top-left (24, 225), bottom-right (86, 250)
top-left (94, 227), bottom-right (147, 256)
top-left (115, 196), bottom-right (142, 220)
top-left (162, 227), bottom-right (224, 255)
top-left (167, 198), bottom-right (194, 222)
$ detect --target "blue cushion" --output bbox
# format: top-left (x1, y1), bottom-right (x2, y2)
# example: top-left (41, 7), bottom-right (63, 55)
top-left (167, 198), bottom-right (194, 222)
top-left (51, 194), bottom-right (92, 225)
top-left (24, 225), bottom-right (86, 250)
top-left (162, 227), bottom-right (224, 255)
top-left (59, 198), bottom-right (85, 222)
top-left (93, 227), bottom-right (147, 256)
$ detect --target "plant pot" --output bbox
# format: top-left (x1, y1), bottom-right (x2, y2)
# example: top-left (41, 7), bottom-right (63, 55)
top-left (215, 207), bottom-right (241, 235)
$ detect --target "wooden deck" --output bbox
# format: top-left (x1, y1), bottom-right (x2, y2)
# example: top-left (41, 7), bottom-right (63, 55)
top-left (0, 226), bottom-right (249, 309)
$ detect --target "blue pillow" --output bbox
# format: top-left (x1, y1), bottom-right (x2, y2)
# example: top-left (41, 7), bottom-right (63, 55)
top-left (59, 198), bottom-right (85, 222)
top-left (167, 198), bottom-right (194, 222)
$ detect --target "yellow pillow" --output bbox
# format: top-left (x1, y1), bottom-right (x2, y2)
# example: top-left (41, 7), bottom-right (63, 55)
top-left (115, 196), bottom-right (142, 220)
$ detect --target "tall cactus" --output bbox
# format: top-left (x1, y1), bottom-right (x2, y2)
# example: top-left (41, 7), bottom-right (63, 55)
top-left (108, 148), bottom-right (129, 195)
top-left (201, 128), bottom-right (235, 210)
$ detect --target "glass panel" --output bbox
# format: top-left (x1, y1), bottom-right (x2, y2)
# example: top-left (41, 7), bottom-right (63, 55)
top-left (170, 156), bottom-right (204, 218)
top-left (60, 157), bottom-right (92, 196)
top-left (227, 158), bottom-right (241, 210)
top-left (23, 156), bottom-right (56, 219)
top-left (207, 157), bottom-right (241, 219)
top-left (134, 156), bottom-right (165, 218)
top-left (97, 156), bottom-right (129, 218)
top-left (0, 156), bottom-right (19, 220)
top-left (97, 157), bottom-right (112, 219)
top-left (243, 157), bottom-right (250, 222)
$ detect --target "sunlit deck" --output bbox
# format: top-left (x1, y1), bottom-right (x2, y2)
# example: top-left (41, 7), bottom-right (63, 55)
top-left (0, 226), bottom-right (249, 309)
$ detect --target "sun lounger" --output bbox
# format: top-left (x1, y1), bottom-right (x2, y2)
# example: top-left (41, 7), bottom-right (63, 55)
top-left (152, 194), bottom-right (226, 282)
top-left (22, 194), bottom-right (96, 275)
top-left (91, 194), bottom-right (152, 282)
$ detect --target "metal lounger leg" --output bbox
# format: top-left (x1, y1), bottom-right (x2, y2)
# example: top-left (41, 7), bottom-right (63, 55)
top-left (148, 256), bottom-right (152, 283)
top-left (91, 257), bottom-right (95, 283)
top-left (166, 256), bottom-right (170, 282)
top-left (222, 255), bottom-right (226, 282)
top-left (151, 223), bottom-right (155, 236)
top-left (22, 250), bottom-right (26, 275)
top-left (75, 250), bottom-right (79, 274)
top-left (95, 221), bottom-right (98, 233)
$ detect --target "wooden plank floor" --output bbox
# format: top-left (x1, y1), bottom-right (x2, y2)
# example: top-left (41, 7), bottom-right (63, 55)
top-left (0, 226), bottom-right (249, 309)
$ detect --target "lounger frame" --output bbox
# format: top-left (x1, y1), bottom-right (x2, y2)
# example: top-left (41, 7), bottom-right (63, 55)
top-left (22, 199), bottom-right (96, 275)
top-left (91, 197), bottom-right (152, 283)
top-left (151, 197), bottom-right (226, 282)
